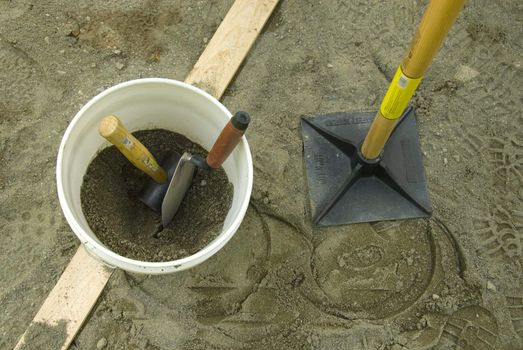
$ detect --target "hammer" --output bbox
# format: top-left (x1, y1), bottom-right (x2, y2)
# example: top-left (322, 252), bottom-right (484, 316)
top-left (99, 112), bottom-right (250, 226)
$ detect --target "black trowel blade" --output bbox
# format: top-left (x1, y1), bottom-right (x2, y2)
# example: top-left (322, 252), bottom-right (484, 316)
top-left (138, 152), bottom-right (180, 212)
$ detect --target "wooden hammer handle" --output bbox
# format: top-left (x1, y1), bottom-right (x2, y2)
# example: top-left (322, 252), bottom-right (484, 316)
top-left (98, 115), bottom-right (167, 183)
top-left (206, 111), bottom-right (251, 169)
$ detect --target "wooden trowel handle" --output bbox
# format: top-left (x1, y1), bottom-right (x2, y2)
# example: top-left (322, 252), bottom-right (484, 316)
top-left (207, 111), bottom-right (251, 169)
top-left (98, 115), bottom-right (167, 183)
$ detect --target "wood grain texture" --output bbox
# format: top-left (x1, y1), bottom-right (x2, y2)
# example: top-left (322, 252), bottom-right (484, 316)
top-left (206, 121), bottom-right (245, 168)
top-left (99, 115), bottom-right (167, 183)
top-left (14, 246), bottom-right (113, 350)
top-left (14, 0), bottom-right (279, 348)
top-left (361, 110), bottom-right (400, 159)
top-left (185, 0), bottom-right (280, 99)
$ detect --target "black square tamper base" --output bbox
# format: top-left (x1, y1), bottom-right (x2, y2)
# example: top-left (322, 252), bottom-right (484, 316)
top-left (301, 106), bottom-right (432, 226)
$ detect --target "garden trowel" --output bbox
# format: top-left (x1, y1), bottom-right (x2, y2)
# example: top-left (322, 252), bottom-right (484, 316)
top-left (99, 111), bottom-right (250, 226)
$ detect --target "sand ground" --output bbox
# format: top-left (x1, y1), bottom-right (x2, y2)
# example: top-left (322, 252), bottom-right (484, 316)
top-left (1, 0), bottom-right (522, 349)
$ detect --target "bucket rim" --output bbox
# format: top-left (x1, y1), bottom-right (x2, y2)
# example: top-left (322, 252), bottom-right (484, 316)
top-left (56, 77), bottom-right (253, 274)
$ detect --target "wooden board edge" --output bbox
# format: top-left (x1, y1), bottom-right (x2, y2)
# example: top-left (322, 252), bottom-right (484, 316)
top-left (14, 245), bottom-right (113, 350)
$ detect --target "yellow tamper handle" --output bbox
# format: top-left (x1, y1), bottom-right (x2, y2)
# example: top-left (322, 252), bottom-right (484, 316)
top-left (361, 0), bottom-right (466, 160)
top-left (98, 115), bottom-right (167, 183)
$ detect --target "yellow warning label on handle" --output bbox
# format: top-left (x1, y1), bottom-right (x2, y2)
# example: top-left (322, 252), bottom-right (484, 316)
top-left (380, 66), bottom-right (422, 120)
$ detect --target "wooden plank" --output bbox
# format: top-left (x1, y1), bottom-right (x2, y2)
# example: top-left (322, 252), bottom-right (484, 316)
top-left (185, 0), bottom-right (280, 98)
top-left (14, 246), bottom-right (113, 350)
top-left (14, 0), bottom-right (278, 349)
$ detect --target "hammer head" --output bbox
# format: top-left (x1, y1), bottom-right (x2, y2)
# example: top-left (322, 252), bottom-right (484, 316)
top-left (138, 152), bottom-right (181, 212)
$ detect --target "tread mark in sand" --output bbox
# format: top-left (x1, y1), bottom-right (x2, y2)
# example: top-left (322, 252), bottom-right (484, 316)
top-left (505, 295), bottom-right (523, 339)
top-left (439, 305), bottom-right (499, 349)
top-left (472, 203), bottom-right (523, 261)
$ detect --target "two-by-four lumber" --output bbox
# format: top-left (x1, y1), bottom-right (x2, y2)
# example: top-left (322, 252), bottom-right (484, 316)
top-left (14, 0), bottom-right (279, 349)
top-left (14, 246), bottom-right (113, 350)
top-left (185, 0), bottom-right (280, 99)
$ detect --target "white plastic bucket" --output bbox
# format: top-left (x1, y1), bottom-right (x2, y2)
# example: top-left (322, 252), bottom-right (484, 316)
top-left (56, 78), bottom-right (253, 274)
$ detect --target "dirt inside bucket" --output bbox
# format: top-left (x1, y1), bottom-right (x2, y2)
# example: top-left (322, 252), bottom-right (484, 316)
top-left (81, 129), bottom-right (233, 262)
